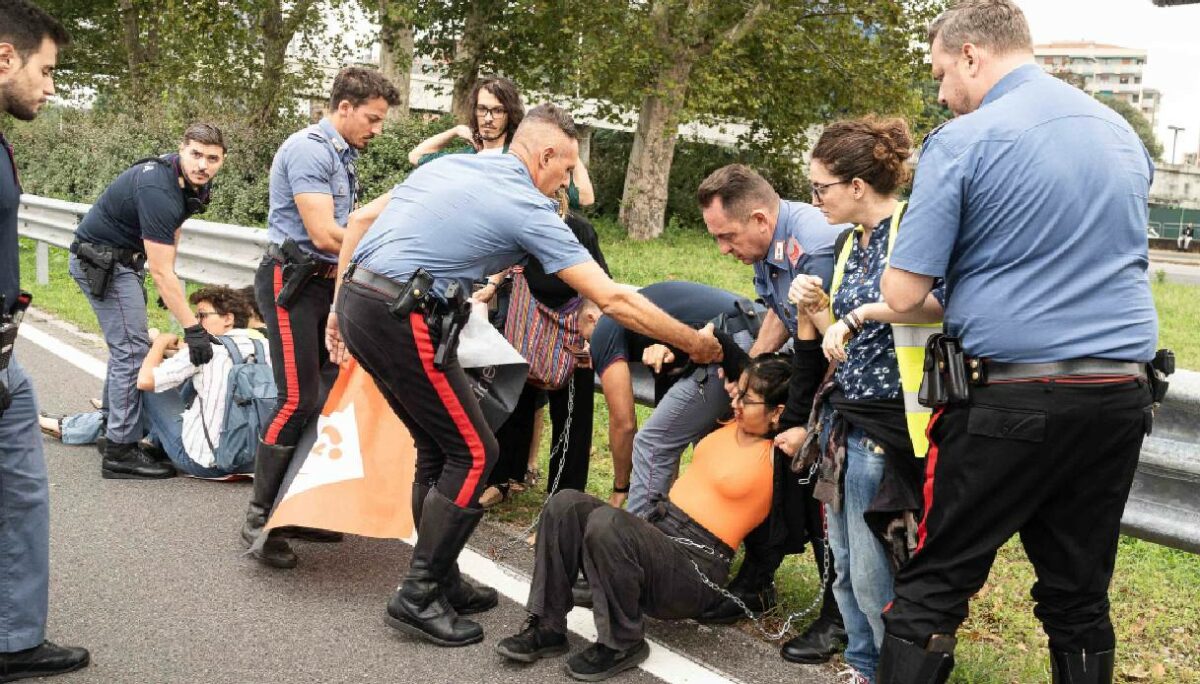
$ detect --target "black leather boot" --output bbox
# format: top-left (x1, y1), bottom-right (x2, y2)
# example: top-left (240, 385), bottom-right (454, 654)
top-left (386, 489), bottom-right (485, 646)
top-left (1050, 648), bottom-right (1115, 684)
top-left (698, 583), bottom-right (777, 624)
top-left (240, 440), bottom-right (297, 569)
top-left (780, 615), bottom-right (848, 663)
top-left (876, 633), bottom-right (955, 684)
top-left (411, 482), bottom-right (498, 615)
top-left (0, 641), bottom-right (90, 681)
top-left (101, 441), bottom-right (175, 479)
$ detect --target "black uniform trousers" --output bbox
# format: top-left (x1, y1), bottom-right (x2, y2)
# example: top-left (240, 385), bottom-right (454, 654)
top-left (884, 379), bottom-right (1152, 653)
top-left (528, 490), bottom-right (728, 650)
top-left (338, 283), bottom-right (497, 508)
top-left (254, 256), bottom-right (333, 448)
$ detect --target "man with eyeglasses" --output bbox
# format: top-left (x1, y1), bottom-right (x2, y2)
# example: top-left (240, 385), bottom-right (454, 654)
top-left (408, 76), bottom-right (594, 208)
top-left (697, 163), bottom-right (852, 665)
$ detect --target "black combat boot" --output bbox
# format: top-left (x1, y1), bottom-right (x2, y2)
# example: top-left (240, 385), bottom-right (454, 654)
top-left (240, 440), bottom-right (297, 569)
top-left (1050, 648), bottom-right (1115, 684)
top-left (410, 482), bottom-right (498, 615)
top-left (876, 633), bottom-right (955, 684)
top-left (101, 441), bottom-right (175, 479)
top-left (698, 582), bottom-right (777, 624)
top-left (385, 489), bottom-right (485, 647)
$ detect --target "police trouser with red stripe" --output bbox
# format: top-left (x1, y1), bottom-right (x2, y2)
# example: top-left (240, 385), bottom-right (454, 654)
top-left (254, 256), bottom-right (333, 449)
top-left (883, 379), bottom-right (1152, 655)
top-left (338, 282), bottom-right (497, 509)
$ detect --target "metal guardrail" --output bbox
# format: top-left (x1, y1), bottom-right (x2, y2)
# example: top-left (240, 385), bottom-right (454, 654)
top-left (17, 193), bottom-right (1200, 553)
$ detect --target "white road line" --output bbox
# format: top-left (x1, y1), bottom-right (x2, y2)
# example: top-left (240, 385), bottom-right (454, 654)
top-left (21, 320), bottom-right (743, 684)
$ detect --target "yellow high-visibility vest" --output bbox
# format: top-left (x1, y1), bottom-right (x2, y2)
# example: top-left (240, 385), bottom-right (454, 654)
top-left (829, 201), bottom-right (942, 457)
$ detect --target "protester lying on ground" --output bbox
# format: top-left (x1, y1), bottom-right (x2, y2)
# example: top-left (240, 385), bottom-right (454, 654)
top-left (495, 354), bottom-right (789, 682)
top-left (131, 286), bottom-right (273, 479)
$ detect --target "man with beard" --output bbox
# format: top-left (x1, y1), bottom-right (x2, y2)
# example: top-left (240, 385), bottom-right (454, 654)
top-left (0, 0), bottom-right (90, 678)
top-left (70, 123), bottom-right (227, 481)
top-left (243, 66), bottom-right (401, 569)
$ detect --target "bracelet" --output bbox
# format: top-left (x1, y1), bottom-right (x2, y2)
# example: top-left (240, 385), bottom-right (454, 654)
top-left (842, 313), bottom-right (862, 337)
top-left (612, 483), bottom-right (630, 494)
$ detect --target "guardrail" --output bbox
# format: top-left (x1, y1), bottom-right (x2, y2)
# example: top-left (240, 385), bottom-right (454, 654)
top-left (17, 193), bottom-right (1200, 553)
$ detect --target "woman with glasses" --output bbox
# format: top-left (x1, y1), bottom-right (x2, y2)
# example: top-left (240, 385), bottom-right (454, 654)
top-left (788, 117), bottom-right (945, 684)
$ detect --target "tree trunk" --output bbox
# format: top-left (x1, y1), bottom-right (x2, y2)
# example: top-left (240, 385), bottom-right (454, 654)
top-left (117, 0), bottom-right (146, 100)
top-left (619, 56), bottom-right (694, 240)
top-left (254, 0), bottom-right (313, 126)
top-left (449, 2), bottom-right (488, 122)
top-left (378, 0), bottom-right (414, 119)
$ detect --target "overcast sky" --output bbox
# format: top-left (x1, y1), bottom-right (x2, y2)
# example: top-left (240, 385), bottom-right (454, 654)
top-left (1017, 0), bottom-right (1200, 162)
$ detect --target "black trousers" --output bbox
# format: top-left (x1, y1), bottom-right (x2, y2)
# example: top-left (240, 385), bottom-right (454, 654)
top-left (884, 379), bottom-right (1152, 653)
top-left (338, 283), bottom-right (498, 508)
top-left (254, 256), bottom-right (333, 448)
top-left (528, 490), bottom-right (728, 650)
top-left (490, 368), bottom-right (596, 493)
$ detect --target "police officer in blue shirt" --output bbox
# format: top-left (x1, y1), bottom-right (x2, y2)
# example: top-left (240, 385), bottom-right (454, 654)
top-left (878, 3), bottom-right (1157, 682)
top-left (327, 104), bottom-right (722, 653)
top-left (0, 2), bottom-right (90, 678)
top-left (243, 67), bottom-right (400, 570)
top-left (698, 164), bottom-right (851, 664)
top-left (69, 123), bottom-right (226, 481)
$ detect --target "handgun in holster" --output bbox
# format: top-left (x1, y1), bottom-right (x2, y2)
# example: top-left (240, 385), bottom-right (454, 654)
top-left (75, 242), bottom-right (116, 300)
top-left (386, 268), bottom-right (435, 320)
top-left (918, 334), bottom-right (971, 408)
top-left (274, 238), bottom-right (320, 309)
top-left (1147, 348), bottom-right (1175, 406)
top-left (0, 291), bottom-right (32, 372)
top-left (432, 281), bottom-right (471, 371)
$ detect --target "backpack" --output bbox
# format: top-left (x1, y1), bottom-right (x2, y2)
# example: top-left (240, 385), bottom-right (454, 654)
top-left (196, 336), bottom-right (276, 471)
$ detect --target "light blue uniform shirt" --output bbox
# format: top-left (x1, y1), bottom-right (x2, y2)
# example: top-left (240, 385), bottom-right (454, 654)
top-left (352, 153), bottom-right (592, 296)
top-left (266, 118), bottom-right (359, 263)
top-left (890, 65), bottom-right (1157, 363)
top-left (753, 200), bottom-right (846, 336)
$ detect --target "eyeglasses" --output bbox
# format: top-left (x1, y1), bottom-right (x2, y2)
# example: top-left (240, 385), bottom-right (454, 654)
top-left (810, 179), bottom-right (850, 201)
top-left (474, 105), bottom-right (507, 119)
top-left (732, 390), bottom-right (768, 407)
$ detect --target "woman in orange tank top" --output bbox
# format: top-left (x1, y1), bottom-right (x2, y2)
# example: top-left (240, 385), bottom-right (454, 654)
top-left (495, 356), bottom-right (791, 681)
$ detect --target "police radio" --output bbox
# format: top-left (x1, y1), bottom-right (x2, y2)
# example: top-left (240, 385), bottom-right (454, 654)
top-left (0, 291), bottom-right (33, 373)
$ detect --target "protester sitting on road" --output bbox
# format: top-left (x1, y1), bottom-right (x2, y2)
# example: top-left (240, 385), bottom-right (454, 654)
top-left (495, 354), bottom-right (790, 682)
top-left (133, 286), bottom-right (271, 479)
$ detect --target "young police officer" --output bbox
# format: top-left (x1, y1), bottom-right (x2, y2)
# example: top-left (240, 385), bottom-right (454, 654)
top-left (698, 164), bottom-right (850, 664)
top-left (244, 67), bottom-right (399, 569)
top-left (69, 123), bottom-right (226, 480)
top-left (878, 2), bottom-right (1158, 682)
top-left (0, 1), bottom-right (89, 678)
top-left (327, 104), bottom-right (722, 648)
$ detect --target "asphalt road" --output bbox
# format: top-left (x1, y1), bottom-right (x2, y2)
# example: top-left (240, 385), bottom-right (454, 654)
top-left (16, 312), bottom-right (834, 684)
top-left (1150, 257), bottom-right (1200, 286)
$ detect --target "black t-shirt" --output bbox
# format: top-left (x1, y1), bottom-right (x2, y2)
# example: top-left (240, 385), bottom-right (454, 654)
top-left (1, 134), bottom-right (20, 315)
top-left (590, 280), bottom-right (748, 377)
top-left (524, 213), bottom-right (609, 309)
top-left (74, 154), bottom-right (202, 251)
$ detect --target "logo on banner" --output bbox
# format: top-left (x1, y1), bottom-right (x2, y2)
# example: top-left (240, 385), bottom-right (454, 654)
top-left (282, 404), bottom-right (365, 500)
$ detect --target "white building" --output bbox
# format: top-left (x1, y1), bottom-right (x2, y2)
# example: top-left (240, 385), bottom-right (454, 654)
top-left (1150, 162), bottom-right (1200, 210)
top-left (1033, 42), bottom-right (1161, 127)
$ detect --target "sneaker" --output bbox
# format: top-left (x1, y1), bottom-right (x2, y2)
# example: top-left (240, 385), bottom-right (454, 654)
top-left (565, 640), bottom-right (650, 682)
top-left (495, 615), bottom-right (569, 663)
top-left (836, 667), bottom-right (870, 684)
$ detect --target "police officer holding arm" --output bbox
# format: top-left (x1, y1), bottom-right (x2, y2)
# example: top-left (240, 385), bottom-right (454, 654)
top-left (0, 1), bottom-right (89, 677)
top-left (69, 123), bottom-right (226, 480)
top-left (242, 66), bottom-right (400, 570)
top-left (877, 2), bottom-right (1158, 682)
top-left (325, 104), bottom-right (721, 649)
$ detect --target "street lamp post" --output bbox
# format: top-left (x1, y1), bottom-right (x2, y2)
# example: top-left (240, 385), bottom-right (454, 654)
top-left (1168, 125), bottom-right (1185, 164)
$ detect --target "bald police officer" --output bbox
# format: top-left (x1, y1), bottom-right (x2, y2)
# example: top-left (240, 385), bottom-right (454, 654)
top-left (879, 2), bottom-right (1157, 682)
top-left (329, 104), bottom-right (722, 648)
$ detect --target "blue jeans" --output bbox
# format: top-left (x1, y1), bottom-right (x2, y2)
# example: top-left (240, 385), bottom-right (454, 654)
top-left (59, 410), bottom-right (105, 445)
top-left (141, 389), bottom-right (251, 479)
top-left (826, 424), bottom-right (895, 682)
top-left (0, 359), bottom-right (50, 651)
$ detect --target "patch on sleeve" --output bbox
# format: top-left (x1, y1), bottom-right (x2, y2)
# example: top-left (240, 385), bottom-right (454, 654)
top-left (787, 237), bottom-right (805, 266)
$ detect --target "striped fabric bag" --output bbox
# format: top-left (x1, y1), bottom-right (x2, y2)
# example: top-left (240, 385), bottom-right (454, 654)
top-left (503, 268), bottom-right (584, 390)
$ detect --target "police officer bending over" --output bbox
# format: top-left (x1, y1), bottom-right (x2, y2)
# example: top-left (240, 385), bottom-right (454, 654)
top-left (0, 1), bottom-right (89, 678)
top-left (243, 67), bottom-right (400, 570)
top-left (69, 123), bottom-right (225, 480)
top-left (327, 104), bottom-right (722, 649)
top-left (877, 2), bottom-right (1161, 682)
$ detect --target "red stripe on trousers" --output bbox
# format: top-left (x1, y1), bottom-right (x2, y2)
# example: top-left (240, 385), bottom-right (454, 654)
top-left (411, 312), bottom-right (487, 508)
top-left (264, 263), bottom-right (301, 444)
top-left (913, 406), bottom-right (946, 555)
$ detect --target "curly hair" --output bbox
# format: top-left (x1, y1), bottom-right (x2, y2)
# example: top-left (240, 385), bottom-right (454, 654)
top-left (189, 285), bottom-right (252, 329)
top-left (811, 116), bottom-right (913, 196)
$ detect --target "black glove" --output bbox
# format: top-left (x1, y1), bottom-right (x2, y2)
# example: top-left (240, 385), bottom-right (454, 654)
top-left (0, 379), bottom-right (11, 419)
top-left (713, 329), bottom-right (751, 383)
top-left (183, 324), bottom-right (214, 366)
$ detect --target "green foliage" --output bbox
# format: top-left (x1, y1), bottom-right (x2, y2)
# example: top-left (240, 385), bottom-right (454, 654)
top-left (1097, 94), bottom-right (1165, 161)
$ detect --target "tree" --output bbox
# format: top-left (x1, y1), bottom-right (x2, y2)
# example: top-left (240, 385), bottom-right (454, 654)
top-left (377, 0), bottom-right (416, 118)
top-left (1096, 94), bottom-right (1164, 161)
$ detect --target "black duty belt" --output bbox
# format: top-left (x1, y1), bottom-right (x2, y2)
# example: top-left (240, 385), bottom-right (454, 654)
top-left (69, 241), bottom-right (145, 270)
top-left (266, 242), bottom-right (338, 278)
top-left (980, 358), bottom-right (1145, 383)
top-left (345, 264), bottom-right (408, 299)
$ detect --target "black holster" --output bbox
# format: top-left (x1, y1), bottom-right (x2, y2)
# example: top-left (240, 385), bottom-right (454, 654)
top-left (1147, 348), bottom-right (1175, 405)
top-left (0, 291), bottom-right (32, 372)
top-left (72, 242), bottom-right (117, 300)
top-left (431, 282), bottom-right (471, 371)
top-left (274, 238), bottom-right (319, 309)
top-left (918, 334), bottom-right (971, 408)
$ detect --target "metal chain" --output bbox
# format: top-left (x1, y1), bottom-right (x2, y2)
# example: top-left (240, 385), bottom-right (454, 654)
top-left (488, 376), bottom-right (575, 561)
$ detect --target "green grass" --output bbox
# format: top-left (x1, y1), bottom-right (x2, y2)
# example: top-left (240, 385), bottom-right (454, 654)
top-left (19, 223), bottom-right (1200, 683)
